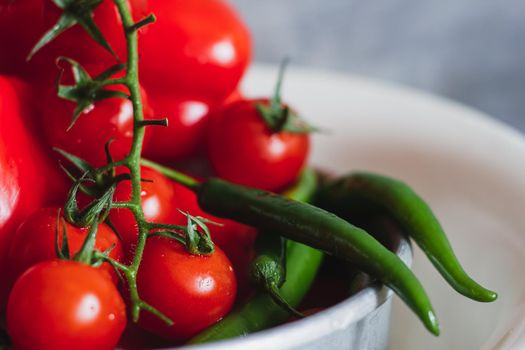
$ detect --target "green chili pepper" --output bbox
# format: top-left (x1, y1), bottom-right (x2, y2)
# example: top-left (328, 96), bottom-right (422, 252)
top-left (190, 168), bottom-right (322, 343)
top-left (250, 168), bottom-right (319, 318)
top-left (194, 178), bottom-right (440, 335)
top-left (316, 172), bottom-right (497, 303)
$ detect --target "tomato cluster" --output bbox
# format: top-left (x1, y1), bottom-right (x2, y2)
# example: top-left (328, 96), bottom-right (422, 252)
top-left (0, 0), bottom-right (311, 348)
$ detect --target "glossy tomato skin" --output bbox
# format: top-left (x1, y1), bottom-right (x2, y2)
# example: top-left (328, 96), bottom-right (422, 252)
top-left (140, 0), bottom-right (251, 101)
top-left (7, 207), bottom-right (124, 286)
top-left (0, 0), bottom-right (148, 84)
top-left (0, 76), bottom-right (68, 308)
top-left (7, 260), bottom-right (126, 350)
top-left (110, 166), bottom-right (175, 253)
top-left (208, 99), bottom-right (310, 192)
top-left (42, 80), bottom-right (154, 167)
top-left (143, 94), bottom-right (213, 162)
top-left (136, 237), bottom-right (237, 341)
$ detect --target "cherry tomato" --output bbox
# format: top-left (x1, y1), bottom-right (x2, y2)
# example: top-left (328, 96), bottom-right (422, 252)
top-left (0, 76), bottom-right (68, 308)
top-left (143, 94), bottom-right (213, 162)
top-left (42, 74), bottom-right (154, 167)
top-left (140, 0), bottom-right (251, 101)
top-left (159, 176), bottom-right (257, 296)
top-left (208, 99), bottom-right (310, 191)
top-left (174, 180), bottom-right (256, 272)
top-left (0, 0), bottom-right (148, 84)
top-left (136, 237), bottom-right (236, 341)
top-left (110, 166), bottom-right (175, 252)
top-left (7, 207), bottom-right (124, 286)
top-left (7, 260), bottom-right (126, 350)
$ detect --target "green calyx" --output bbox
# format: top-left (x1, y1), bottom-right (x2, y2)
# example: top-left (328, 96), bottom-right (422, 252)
top-left (149, 212), bottom-right (215, 256)
top-left (28, 0), bottom-right (117, 61)
top-left (256, 58), bottom-right (317, 134)
top-left (55, 58), bottom-right (129, 130)
top-left (54, 209), bottom-right (71, 260)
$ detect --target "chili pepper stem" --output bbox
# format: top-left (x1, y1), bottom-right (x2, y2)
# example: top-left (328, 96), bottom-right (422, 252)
top-left (140, 158), bottom-right (201, 189)
top-left (267, 284), bottom-right (305, 319)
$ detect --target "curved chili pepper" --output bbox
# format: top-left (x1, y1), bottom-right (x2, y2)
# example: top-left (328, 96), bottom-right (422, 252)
top-left (194, 178), bottom-right (440, 335)
top-left (190, 168), bottom-right (322, 343)
top-left (316, 172), bottom-right (497, 303)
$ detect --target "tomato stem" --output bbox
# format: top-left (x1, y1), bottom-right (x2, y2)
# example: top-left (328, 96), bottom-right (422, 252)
top-left (110, 0), bottom-right (165, 323)
top-left (127, 14), bottom-right (156, 33)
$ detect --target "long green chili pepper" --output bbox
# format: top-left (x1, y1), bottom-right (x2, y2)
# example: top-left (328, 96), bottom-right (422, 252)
top-left (316, 172), bottom-right (497, 302)
top-left (194, 180), bottom-right (440, 335)
top-left (190, 168), bottom-right (322, 343)
top-left (250, 169), bottom-right (318, 318)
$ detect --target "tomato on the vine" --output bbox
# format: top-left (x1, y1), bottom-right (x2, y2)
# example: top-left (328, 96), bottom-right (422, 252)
top-left (7, 207), bottom-right (124, 286)
top-left (208, 99), bottom-right (310, 192)
top-left (136, 237), bottom-right (236, 341)
top-left (7, 260), bottom-right (126, 350)
top-left (0, 0), bottom-right (148, 84)
top-left (110, 166), bottom-right (176, 252)
top-left (143, 95), bottom-right (214, 162)
top-left (140, 0), bottom-right (251, 101)
top-left (42, 74), bottom-right (154, 167)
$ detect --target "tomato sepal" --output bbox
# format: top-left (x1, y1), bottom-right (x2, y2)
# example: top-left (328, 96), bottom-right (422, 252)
top-left (255, 59), bottom-right (317, 134)
top-left (28, 0), bottom-right (117, 61)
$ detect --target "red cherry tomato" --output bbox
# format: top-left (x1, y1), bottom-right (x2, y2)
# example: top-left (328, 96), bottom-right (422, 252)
top-left (143, 95), bottom-right (213, 162)
top-left (7, 260), bottom-right (126, 350)
top-left (110, 166), bottom-right (175, 252)
top-left (159, 176), bottom-right (257, 295)
top-left (7, 207), bottom-right (124, 286)
top-left (140, 0), bottom-right (251, 101)
top-left (42, 75), bottom-right (154, 167)
top-left (173, 183), bottom-right (257, 265)
top-left (208, 99), bottom-right (310, 191)
top-left (0, 76), bottom-right (68, 308)
top-left (0, 0), bottom-right (148, 84)
top-left (136, 237), bottom-right (236, 341)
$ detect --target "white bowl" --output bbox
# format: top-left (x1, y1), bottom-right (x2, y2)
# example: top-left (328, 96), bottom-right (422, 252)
top-left (237, 64), bottom-right (525, 350)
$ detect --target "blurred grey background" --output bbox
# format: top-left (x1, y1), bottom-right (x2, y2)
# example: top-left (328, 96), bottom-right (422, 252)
top-left (230, 0), bottom-right (525, 132)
